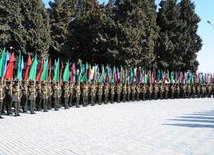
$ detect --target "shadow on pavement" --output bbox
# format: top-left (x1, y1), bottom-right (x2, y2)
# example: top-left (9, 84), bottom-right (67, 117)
top-left (163, 110), bottom-right (214, 128)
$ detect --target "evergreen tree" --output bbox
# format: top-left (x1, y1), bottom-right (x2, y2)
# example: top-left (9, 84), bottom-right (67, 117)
top-left (179, 0), bottom-right (202, 71)
top-left (48, 0), bottom-right (76, 58)
top-left (156, 0), bottom-right (185, 70)
top-left (0, 0), bottom-right (51, 56)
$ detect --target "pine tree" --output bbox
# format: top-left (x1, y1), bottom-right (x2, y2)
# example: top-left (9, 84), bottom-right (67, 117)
top-left (179, 0), bottom-right (202, 71)
top-left (156, 0), bottom-right (185, 70)
top-left (0, 0), bottom-right (51, 56)
top-left (48, 0), bottom-right (76, 58)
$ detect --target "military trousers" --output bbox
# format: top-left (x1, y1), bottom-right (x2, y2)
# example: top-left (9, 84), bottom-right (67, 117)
top-left (98, 95), bottom-right (102, 105)
top-left (69, 94), bottom-right (73, 107)
top-left (36, 96), bottom-right (42, 111)
top-left (123, 93), bottom-right (126, 102)
top-left (127, 93), bottom-right (130, 102)
top-left (21, 95), bottom-right (28, 112)
top-left (90, 95), bottom-right (96, 106)
top-left (42, 99), bottom-right (48, 112)
top-left (165, 92), bottom-right (168, 99)
top-left (28, 100), bottom-right (35, 114)
top-left (110, 94), bottom-right (114, 103)
top-left (75, 96), bottom-right (80, 108)
top-left (53, 98), bottom-right (59, 110)
top-left (6, 96), bottom-right (12, 114)
top-left (13, 101), bottom-right (20, 116)
top-left (132, 93), bottom-right (135, 101)
top-left (82, 96), bottom-right (88, 107)
top-left (64, 97), bottom-right (69, 109)
top-left (117, 94), bottom-right (120, 103)
top-left (104, 94), bottom-right (109, 104)
top-left (0, 100), bottom-right (3, 117)
top-left (142, 93), bottom-right (146, 101)
top-left (48, 96), bottom-right (52, 109)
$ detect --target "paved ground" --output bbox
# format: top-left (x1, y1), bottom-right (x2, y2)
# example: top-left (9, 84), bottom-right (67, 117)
top-left (1, 98), bottom-right (214, 155)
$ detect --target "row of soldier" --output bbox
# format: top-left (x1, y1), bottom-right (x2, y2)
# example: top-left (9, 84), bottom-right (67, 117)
top-left (0, 78), bottom-right (213, 119)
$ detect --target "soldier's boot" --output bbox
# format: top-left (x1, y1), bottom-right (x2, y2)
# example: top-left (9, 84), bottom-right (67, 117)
top-left (69, 96), bottom-right (73, 107)
top-left (64, 99), bottom-right (69, 109)
top-left (30, 101), bottom-right (36, 114)
top-left (37, 100), bottom-right (42, 111)
top-left (148, 93), bottom-right (151, 100)
top-left (83, 97), bottom-right (87, 107)
top-left (110, 95), bottom-right (114, 104)
top-left (76, 97), bottom-right (80, 108)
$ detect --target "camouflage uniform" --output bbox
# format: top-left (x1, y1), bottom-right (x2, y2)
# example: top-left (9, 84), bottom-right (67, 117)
top-left (28, 81), bottom-right (37, 114)
top-left (41, 82), bottom-right (48, 112)
top-left (148, 84), bottom-right (153, 100)
top-left (131, 84), bottom-right (136, 101)
top-left (207, 84), bottom-right (212, 98)
top-left (90, 83), bottom-right (97, 106)
top-left (12, 82), bottom-right (22, 116)
top-left (142, 84), bottom-right (146, 101)
top-left (170, 84), bottom-right (175, 99)
top-left (53, 82), bottom-right (61, 111)
top-left (5, 81), bottom-right (12, 115)
top-left (164, 84), bottom-right (169, 99)
top-left (0, 82), bottom-right (5, 119)
top-left (104, 83), bottom-right (110, 104)
top-left (63, 83), bottom-right (70, 109)
top-left (36, 82), bottom-right (42, 111)
top-left (75, 82), bottom-right (81, 108)
top-left (201, 84), bottom-right (206, 98)
top-left (110, 84), bottom-right (115, 103)
top-left (136, 84), bottom-right (141, 101)
top-left (159, 83), bottom-right (164, 99)
top-left (175, 84), bottom-right (180, 98)
top-left (116, 83), bottom-right (122, 103)
top-left (98, 83), bottom-right (103, 105)
top-left (69, 84), bottom-right (74, 107)
top-left (182, 84), bottom-right (187, 98)
top-left (48, 82), bottom-right (53, 109)
top-left (187, 84), bottom-right (191, 98)
top-left (127, 83), bottom-right (131, 102)
top-left (192, 84), bottom-right (196, 98)
top-left (122, 84), bottom-right (127, 102)
top-left (82, 83), bottom-right (89, 107)
top-left (196, 84), bottom-right (201, 98)
top-left (153, 84), bottom-right (159, 100)
top-left (21, 81), bottom-right (29, 113)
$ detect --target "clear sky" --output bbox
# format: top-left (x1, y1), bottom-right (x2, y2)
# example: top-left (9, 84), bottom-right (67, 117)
top-left (43, 0), bottom-right (214, 72)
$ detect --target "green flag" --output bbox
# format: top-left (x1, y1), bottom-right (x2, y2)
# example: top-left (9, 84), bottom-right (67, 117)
top-left (98, 65), bottom-right (105, 83)
top-left (29, 54), bottom-right (38, 80)
top-left (81, 62), bottom-right (88, 82)
top-left (0, 47), bottom-right (6, 77)
top-left (40, 58), bottom-right (49, 81)
top-left (63, 61), bottom-right (70, 82)
top-left (171, 71), bottom-right (174, 84)
top-left (53, 58), bottom-right (60, 81)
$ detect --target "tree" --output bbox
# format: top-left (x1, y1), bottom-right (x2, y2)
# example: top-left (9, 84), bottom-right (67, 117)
top-left (179, 0), bottom-right (202, 71)
top-left (48, 0), bottom-right (76, 59)
top-left (156, 0), bottom-right (185, 70)
top-left (0, 0), bottom-right (51, 56)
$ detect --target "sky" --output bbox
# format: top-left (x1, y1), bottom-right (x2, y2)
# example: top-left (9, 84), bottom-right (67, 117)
top-left (43, 0), bottom-right (214, 72)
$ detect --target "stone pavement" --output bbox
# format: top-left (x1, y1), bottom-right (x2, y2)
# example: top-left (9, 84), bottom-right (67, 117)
top-left (0, 98), bottom-right (214, 155)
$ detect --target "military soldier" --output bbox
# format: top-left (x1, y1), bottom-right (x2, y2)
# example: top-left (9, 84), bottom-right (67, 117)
top-left (164, 83), bottom-right (169, 99)
top-left (5, 80), bottom-right (13, 115)
top-left (82, 82), bottom-right (89, 107)
top-left (122, 83), bottom-right (127, 102)
top-left (0, 79), bottom-right (5, 119)
top-left (110, 83), bottom-right (115, 103)
top-left (148, 84), bottom-right (153, 100)
top-left (136, 83), bottom-right (141, 101)
top-left (12, 81), bottom-right (22, 116)
top-left (207, 84), bottom-right (212, 98)
top-left (63, 82), bottom-right (70, 109)
top-left (127, 83), bottom-right (131, 102)
top-left (196, 83), bottom-right (201, 98)
top-left (187, 83), bottom-right (191, 98)
top-left (69, 83), bottom-right (74, 107)
top-left (142, 83), bottom-right (146, 101)
top-left (90, 82), bottom-right (97, 106)
top-left (36, 81), bottom-right (42, 111)
top-left (159, 83), bottom-right (164, 99)
top-left (181, 84), bottom-right (187, 98)
top-left (131, 83), bottom-right (136, 101)
top-left (175, 84), bottom-right (180, 98)
top-left (75, 81), bottom-right (81, 108)
top-left (170, 84), bottom-right (175, 99)
top-left (97, 83), bottom-right (103, 105)
top-left (28, 81), bottom-right (37, 114)
top-left (201, 84), bottom-right (207, 98)
top-left (47, 81), bottom-right (53, 110)
top-left (104, 82), bottom-right (110, 104)
top-left (21, 80), bottom-right (29, 113)
top-left (192, 84), bottom-right (196, 98)
top-left (41, 81), bottom-right (48, 112)
top-left (116, 82), bottom-right (122, 103)
top-left (53, 81), bottom-right (61, 110)
top-left (153, 83), bottom-right (159, 100)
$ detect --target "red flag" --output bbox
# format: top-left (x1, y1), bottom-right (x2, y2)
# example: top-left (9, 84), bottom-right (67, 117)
top-left (36, 58), bottom-right (44, 81)
top-left (151, 70), bottom-right (154, 84)
top-left (60, 61), bottom-right (64, 82)
top-left (70, 63), bottom-right (75, 84)
top-left (48, 58), bottom-right (52, 81)
top-left (4, 52), bottom-right (15, 79)
top-left (211, 74), bottom-right (213, 84)
top-left (23, 54), bottom-right (32, 80)
top-left (88, 64), bottom-right (91, 82)
top-left (179, 72), bottom-right (183, 83)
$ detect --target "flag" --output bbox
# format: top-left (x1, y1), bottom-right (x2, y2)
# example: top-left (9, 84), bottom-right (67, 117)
top-left (70, 63), bottom-right (76, 84)
top-left (3, 50), bottom-right (9, 76)
top-left (82, 62), bottom-right (88, 82)
top-left (63, 60), bottom-right (70, 82)
top-left (29, 54), bottom-right (38, 80)
top-left (60, 61), bottom-right (64, 82)
top-left (16, 52), bottom-right (24, 81)
top-left (53, 58), bottom-right (60, 81)
top-left (36, 58), bottom-right (44, 81)
top-left (170, 71), bottom-right (174, 84)
top-left (0, 47), bottom-right (6, 77)
top-left (23, 54), bottom-right (32, 80)
top-left (48, 58), bottom-right (52, 81)
top-left (4, 52), bottom-right (15, 79)
top-left (98, 64), bottom-right (105, 83)
top-left (40, 58), bottom-right (49, 81)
